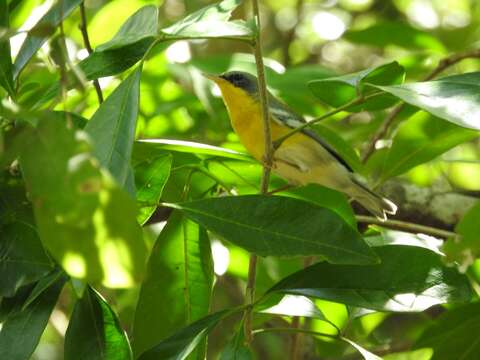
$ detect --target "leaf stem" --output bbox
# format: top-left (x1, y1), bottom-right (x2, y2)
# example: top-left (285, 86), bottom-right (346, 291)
top-left (253, 327), bottom-right (339, 339)
top-left (355, 215), bottom-right (458, 239)
top-left (79, 2), bottom-right (103, 104)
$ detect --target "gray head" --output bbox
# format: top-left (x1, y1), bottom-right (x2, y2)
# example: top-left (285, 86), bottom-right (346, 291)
top-left (220, 71), bottom-right (258, 94)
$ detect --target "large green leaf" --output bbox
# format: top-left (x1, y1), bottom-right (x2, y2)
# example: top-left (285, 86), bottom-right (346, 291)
top-left (308, 61), bottom-right (404, 111)
top-left (169, 195), bottom-right (378, 264)
top-left (19, 119), bottom-right (147, 287)
top-left (134, 153), bottom-right (172, 225)
top-left (268, 245), bottom-right (471, 312)
top-left (138, 309), bottom-right (235, 360)
top-left (344, 21), bottom-right (445, 52)
top-left (415, 302), bottom-right (480, 360)
top-left (0, 273), bottom-right (66, 360)
top-left (161, 0), bottom-right (252, 40)
top-left (85, 66), bottom-right (142, 188)
top-left (374, 72), bottom-right (480, 130)
top-left (376, 111), bottom-right (477, 182)
top-left (13, 0), bottom-right (83, 79)
top-left (133, 212), bottom-right (213, 357)
top-left (64, 286), bottom-right (131, 360)
top-left (0, 0), bottom-right (14, 97)
top-left (96, 5), bottom-right (158, 51)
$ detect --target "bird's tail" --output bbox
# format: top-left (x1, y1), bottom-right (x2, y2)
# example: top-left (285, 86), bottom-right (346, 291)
top-left (348, 178), bottom-right (397, 221)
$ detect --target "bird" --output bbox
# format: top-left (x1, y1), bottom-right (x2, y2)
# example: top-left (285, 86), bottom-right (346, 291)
top-left (205, 70), bottom-right (397, 220)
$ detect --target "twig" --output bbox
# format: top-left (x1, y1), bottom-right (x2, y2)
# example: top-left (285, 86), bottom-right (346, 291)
top-left (243, 0), bottom-right (273, 345)
top-left (79, 2), bottom-right (103, 104)
top-left (355, 215), bottom-right (458, 239)
top-left (362, 48), bottom-right (480, 163)
top-left (253, 327), bottom-right (338, 339)
top-left (57, 0), bottom-right (71, 126)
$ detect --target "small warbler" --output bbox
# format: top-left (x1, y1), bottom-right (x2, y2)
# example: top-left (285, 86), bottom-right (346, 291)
top-left (206, 71), bottom-right (397, 220)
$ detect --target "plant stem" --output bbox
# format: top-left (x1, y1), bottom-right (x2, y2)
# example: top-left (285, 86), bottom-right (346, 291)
top-left (243, 0), bottom-right (273, 345)
top-left (79, 2), bottom-right (103, 104)
top-left (253, 327), bottom-right (339, 339)
top-left (362, 48), bottom-right (480, 163)
top-left (355, 215), bottom-right (458, 239)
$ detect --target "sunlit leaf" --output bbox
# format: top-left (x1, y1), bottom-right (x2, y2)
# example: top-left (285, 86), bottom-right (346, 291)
top-left (169, 195), bottom-right (378, 264)
top-left (342, 338), bottom-right (382, 360)
top-left (64, 286), bottom-right (132, 360)
top-left (268, 245), bottom-right (471, 312)
top-left (0, 0), bottom-right (15, 97)
top-left (257, 294), bottom-right (327, 320)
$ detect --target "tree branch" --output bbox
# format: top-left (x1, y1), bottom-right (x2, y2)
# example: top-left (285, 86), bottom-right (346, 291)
top-left (362, 48), bottom-right (480, 162)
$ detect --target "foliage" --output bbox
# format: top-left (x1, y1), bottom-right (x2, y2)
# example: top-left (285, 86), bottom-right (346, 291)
top-left (1, 0), bottom-right (480, 359)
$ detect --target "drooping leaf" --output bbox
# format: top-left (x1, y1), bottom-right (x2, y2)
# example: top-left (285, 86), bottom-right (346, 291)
top-left (134, 153), bottom-right (172, 225)
top-left (64, 286), bottom-right (132, 360)
top-left (0, 0), bottom-right (15, 97)
top-left (137, 309), bottom-right (235, 360)
top-left (373, 72), bottom-right (480, 130)
top-left (133, 212), bottom-right (213, 357)
top-left (0, 273), bottom-right (66, 360)
top-left (376, 111), bottom-right (477, 182)
top-left (85, 66), bottom-right (142, 188)
top-left (96, 5), bottom-right (158, 51)
top-left (268, 245), bottom-right (471, 312)
top-left (415, 302), bottom-right (480, 360)
top-left (13, 0), bottom-right (83, 79)
top-left (169, 195), bottom-right (378, 264)
top-left (308, 61), bottom-right (405, 111)
top-left (19, 118), bottom-right (147, 287)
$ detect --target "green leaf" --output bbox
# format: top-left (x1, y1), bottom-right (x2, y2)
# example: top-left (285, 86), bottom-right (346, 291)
top-left (13, 0), bottom-right (83, 79)
top-left (21, 269), bottom-right (65, 310)
top-left (256, 294), bottom-right (327, 320)
top-left (133, 212), bottom-right (214, 357)
top-left (374, 72), bottom-right (480, 130)
top-left (443, 201), bottom-right (480, 271)
top-left (135, 153), bottom-right (172, 225)
top-left (345, 21), bottom-right (445, 52)
top-left (0, 273), bottom-right (66, 360)
top-left (376, 111), bottom-right (477, 182)
top-left (342, 338), bottom-right (382, 360)
top-left (169, 195), bottom-right (378, 264)
top-left (161, 0), bottom-right (252, 40)
top-left (268, 245), bottom-right (471, 312)
top-left (19, 118), bottom-right (147, 287)
top-left (138, 309), bottom-right (235, 360)
top-left (96, 5), bottom-right (158, 51)
top-left (85, 66), bottom-right (142, 188)
top-left (415, 302), bottom-right (480, 360)
top-left (220, 322), bottom-right (253, 360)
top-left (308, 61), bottom-right (405, 111)
top-left (0, 0), bottom-right (15, 97)
top-left (64, 286), bottom-right (132, 360)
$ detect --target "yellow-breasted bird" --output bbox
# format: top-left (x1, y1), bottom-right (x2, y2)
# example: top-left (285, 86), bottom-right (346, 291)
top-left (206, 71), bottom-right (397, 220)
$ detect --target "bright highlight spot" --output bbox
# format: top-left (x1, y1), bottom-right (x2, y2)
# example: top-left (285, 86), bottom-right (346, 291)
top-left (261, 295), bottom-right (323, 318)
top-left (77, 48), bottom-right (90, 60)
top-left (166, 41), bottom-right (191, 63)
top-left (211, 240), bottom-right (229, 276)
top-left (407, 1), bottom-right (439, 29)
top-left (62, 253), bottom-right (87, 278)
top-left (312, 12), bottom-right (346, 40)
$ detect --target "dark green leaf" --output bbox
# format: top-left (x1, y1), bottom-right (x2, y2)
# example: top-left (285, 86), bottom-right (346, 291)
top-left (376, 111), bottom-right (477, 182)
top-left (85, 66), bottom-right (142, 188)
top-left (415, 302), bottom-right (480, 360)
top-left (170, 195), bottom-right (378, 264)
top-left (64, 286), bottom-right (132, 360)
top-left (134, 153), bottom-right (172, 225)
top-left (0, 0), bottom-right (15, 97)
top-left (345, 21), bottom-right (445, 52)
top-left (21, 269), bottom-right (65, 310)
top-left (19, 118), bottom-right (146, 287)
top-left (220, 322), bottom-right (253, 360)
top-left (268, 245), bottom-right (471, 312)
top-left (0, 273), bottom-right (66, 360)
top-left (133, 212), bottom-right (213, 357)
top-left (138, 309), bottom-right (235, 360)
top-left (373, 72), bottom-right (480, 130)
top-left (13, 0), bottom-right (83, 79)
top-left (308, 61), bottom-right (405, 111)
top-left (96, 5), bottom-right (158, 51)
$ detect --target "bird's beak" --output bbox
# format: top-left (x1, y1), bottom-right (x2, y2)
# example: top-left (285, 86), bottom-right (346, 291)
top-left (202, 73), bottom-right (222, 83)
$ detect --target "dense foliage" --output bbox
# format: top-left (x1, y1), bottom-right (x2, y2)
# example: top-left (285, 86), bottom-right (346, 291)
top-left (1, 0), bottom-right (480, 359)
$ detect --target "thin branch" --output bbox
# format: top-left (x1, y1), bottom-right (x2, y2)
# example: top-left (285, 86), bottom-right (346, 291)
top-left (362, 48), bottom-right (480, 163)
top-left (355, 215), bottom-right (458, 239)
top-left (79, 2), bottom-right (103, 104)
top-left (253, 327), bottom-right (339, 339)
top-left (243, 0), bottom-right (273, 345)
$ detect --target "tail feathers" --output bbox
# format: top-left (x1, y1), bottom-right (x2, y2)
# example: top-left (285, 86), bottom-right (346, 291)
top-left (349, 179), bottom-right (397, 221)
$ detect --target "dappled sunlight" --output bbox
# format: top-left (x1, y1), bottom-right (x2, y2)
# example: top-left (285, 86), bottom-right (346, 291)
top-left (260, 294), bottom-right (323, 318)
top-left (211, 239), bottom-right (229, 276)
top-left (312, 12), bottom-right (346, 41)
top-left (62, 252), bottom-right (87, 279)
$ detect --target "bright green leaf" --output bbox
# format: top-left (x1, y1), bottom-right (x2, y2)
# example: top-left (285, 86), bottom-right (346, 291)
top-left (169, 195), bottom-right (378, 264)
top-left (268, 245), bottom-right (471, 312)
top-left (64, 286), bottom-right (132, 360)
top-left (0, 0), bottom-right (15, 97)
